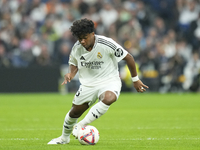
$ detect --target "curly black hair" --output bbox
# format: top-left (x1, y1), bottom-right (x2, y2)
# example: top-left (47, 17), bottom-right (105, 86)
top-left (70, 18), bottom-right (95, 39)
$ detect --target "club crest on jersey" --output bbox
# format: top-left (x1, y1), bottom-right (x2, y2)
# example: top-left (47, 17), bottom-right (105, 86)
top-left (97, 52), bottom-right (102, 59)
top-left (115, 48), bottom-right (123, 57)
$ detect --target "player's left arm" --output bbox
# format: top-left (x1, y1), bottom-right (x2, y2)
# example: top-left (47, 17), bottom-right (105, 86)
top-left (123, 53), bottom-right (149, 93)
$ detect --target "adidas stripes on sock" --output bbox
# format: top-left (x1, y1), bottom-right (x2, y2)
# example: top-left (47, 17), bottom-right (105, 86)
top-left (78, 101), bottom-right (110, 126)
top-left (61, 112), bottom-right (78, 139)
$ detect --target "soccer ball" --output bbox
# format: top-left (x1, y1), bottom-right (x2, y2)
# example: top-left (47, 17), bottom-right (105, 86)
top-left (78, 125), bottom-right (100, 145)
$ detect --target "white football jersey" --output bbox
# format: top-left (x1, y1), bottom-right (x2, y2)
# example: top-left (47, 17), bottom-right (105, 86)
top-left (69, 35), bottom-right (128, 86)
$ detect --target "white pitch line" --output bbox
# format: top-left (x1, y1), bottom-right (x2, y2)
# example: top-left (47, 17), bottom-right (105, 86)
top-left (102, 127), bottom-right (200, 130)
top-left (0, 138), bottom-right (42, 141)
top-left (136, 127), bottom-right (190, 129)
top-left (2, 127), bottom-right (200, 131)
top-left (0, 137), bottom-right (199, 141)
top-left (104, 138), bottom-right (200, 141)
top-left (2, 128), bottom-right (61, 131)
top-left (131, 137), bottom-right (200, 141)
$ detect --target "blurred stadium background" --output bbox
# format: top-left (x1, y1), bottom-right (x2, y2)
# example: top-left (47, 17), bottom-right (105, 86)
top-left (0, 0), bottom-right (200, 93)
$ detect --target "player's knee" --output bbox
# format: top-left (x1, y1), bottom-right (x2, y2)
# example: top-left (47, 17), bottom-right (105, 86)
top-left (102, 98), bottom-right (116, 105)
top-left (101, 92), bottom-right (117, 105)
top-left (69, 110), bottom-right (82, 118)
top-left (100, 91), bottom-right (117, 105)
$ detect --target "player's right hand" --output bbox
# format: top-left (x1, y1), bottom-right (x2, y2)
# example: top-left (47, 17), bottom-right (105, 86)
top-left (61, 73), bottom-right (71, 85)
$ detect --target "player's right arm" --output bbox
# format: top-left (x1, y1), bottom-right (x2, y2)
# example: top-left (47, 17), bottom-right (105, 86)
top-left (62, 65), bottom-right (78, 85)
top-left (62, 42), bottom-right (79, 85)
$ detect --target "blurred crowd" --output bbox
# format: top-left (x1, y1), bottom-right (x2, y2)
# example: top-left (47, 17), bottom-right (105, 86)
top-left (0, 0), bottom-right (200, 92)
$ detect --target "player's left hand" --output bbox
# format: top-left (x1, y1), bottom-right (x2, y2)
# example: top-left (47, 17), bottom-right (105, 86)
top-left (133, 80), bottom-right (149, 93)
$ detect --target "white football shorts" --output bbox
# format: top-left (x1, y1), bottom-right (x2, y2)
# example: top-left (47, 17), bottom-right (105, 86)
top-left (73, 80), bottom-right (122, 106)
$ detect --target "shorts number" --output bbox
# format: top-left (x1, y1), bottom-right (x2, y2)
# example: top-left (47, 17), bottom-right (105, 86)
top-left (75, 88), bottom-right (82, 97)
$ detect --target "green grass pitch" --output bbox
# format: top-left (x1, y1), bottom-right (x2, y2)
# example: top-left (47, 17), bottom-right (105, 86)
top-left (0, 93), bottom-right (200, 150)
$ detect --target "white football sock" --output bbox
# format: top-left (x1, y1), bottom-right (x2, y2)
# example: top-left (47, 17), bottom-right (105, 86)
top-left (78, 101), bottom-right (110, 126)
top-left (61, 112), bottom-right (78, 139)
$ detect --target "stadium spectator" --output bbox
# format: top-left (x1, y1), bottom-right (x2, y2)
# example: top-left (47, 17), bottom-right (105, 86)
top-left (0, 43), bottom-right (10, 68)
top-left (99, 2), bottom-right (118, 30)
top-left (178, 0), bottom-right (200, 37)
top-left (183, 51), bottom-right (200, 91)
top-left (135, 0), bottom-right (151, 33)
top-left (34, 43), bottom-right (52, 66)
top-left (188, 12), bottom-right (200, 49)
top-left (56, 42), bottom-right (71, 65)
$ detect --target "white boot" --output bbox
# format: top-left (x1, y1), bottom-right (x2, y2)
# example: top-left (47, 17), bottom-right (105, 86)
top-left (47, 136), bottom-right (70, 144)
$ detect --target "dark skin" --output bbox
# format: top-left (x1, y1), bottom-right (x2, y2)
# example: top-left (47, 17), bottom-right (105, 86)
top-left (61, 32), bottom-right (149, 118)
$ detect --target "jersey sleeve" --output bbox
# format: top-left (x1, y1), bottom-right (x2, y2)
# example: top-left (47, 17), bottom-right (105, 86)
top-left (68, 46), bottom-right (77, 66)
top-left (111, 39), bottom-right (128, 62)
